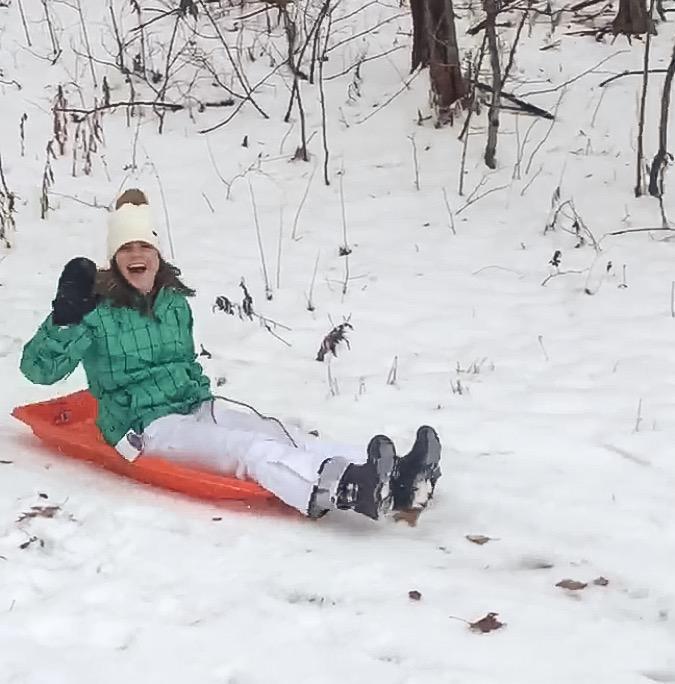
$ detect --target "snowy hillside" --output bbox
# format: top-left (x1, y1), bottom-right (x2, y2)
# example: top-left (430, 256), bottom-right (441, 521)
top-left (1, 0), bottom-right (674, 682)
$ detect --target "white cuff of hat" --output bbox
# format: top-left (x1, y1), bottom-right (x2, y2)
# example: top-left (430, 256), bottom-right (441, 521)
top-left (107, 204), bottom-right (161, 260)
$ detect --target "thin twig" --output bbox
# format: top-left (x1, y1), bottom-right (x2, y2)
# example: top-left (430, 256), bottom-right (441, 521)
top-left (518, 51), bottom-right (628, 96)
top-left (409, 135), bottom-right (420, 190)
top-left (306, 251), bottom-right (320, 311)
top-left (197, 0), bottom-right (268, 120)
top-left (634, 398), bottom-right (642, 432)
top-left (291, 165), bottom-right (317, 240)
top-left (325, 13), bottom-right (407, 53)
top-left (356, 70), bottom-right (422, 125)
top-left (319, 8), bottom-right (332, 185)
top-left (202, 192), bottom-right (215, 213)
top-left (501, 0), bottom-right (532, 87)
top-left (457, 183), bottom-right (508, 215)
top-left (42, 0), bottom-right (61, 63)
top-left (386, 355), bottom-right (398, 385)
top-left (49, 192), bottom-right (108, 210)
top-left (520, 164), bottom-right (542, 195)
top-left (197, 64), bottom-right (280, 133)
top-left (540, 268), bottom-right (588, 286)
top-left (600, 68), bottom-right (668, 88)
top-left (441, 187), bottom-right (456, 234)
top-left (525, 91), bottom-right (564, 175)
top-left (56, 101), bottom-right (184, 116)
top-left (211, 396), bottom-right (297, 447)
top-left (590, 87), bottom-right (607, 127)
top-left (249, 180), bottom-right (272, 300)
top-left (145, 153), bottom-right (176, 260)
top-left (342, 253), bottom-right (350, 297)
top-left (17, 0), bottom-right (32, 46)
top-left (75, 0), bottom-right (97, 87)
top-left (459, 36), bottom-right (487, 195)
top-left (338, 166), bottom-right (351, 254)
top-left (155, 13), bottom-right (180, 134)
top-left (603, 226), bottom-right (674, 237)
top-left (472, 265), bottom-right (524, 277)
top-left (325, 46), bottom-right (405, 80)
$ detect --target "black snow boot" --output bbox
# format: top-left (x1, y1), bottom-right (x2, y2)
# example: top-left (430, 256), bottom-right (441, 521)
top-left (335, 435), bottom-right (397, 520)
top-left (393, 426), bottom-right (442, 511)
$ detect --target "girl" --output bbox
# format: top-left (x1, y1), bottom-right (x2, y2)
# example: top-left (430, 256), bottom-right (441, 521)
top-left (20, 190), bottom-right (441, 521)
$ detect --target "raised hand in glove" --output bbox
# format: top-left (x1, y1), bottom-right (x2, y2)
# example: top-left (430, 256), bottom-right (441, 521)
top-left (51, 257), bottom-right (98, 326)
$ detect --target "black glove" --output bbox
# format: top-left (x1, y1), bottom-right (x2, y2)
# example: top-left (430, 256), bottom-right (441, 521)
top-left (51, 257), bottom-right (98, 326)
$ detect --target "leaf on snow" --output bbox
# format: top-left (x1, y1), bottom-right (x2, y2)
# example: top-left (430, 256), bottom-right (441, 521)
top-left (16, 505), bottom-right (61, 522)
top-left (393, 508), bottom-right (423, 527)
top-left (556, 579), bottom-right (588, 591)
top-left (0, 460), bottom-right (13, 464)
top-left (19, 536), bottom-right (44, 550)
top-left (466, 534), bottom-right (492, 545)
top-left (408, 590), bottom-right (422, 601)
top-left (593, 576), bottom-right (609, 586)
top-left (469, 612), bottom-right (505, 633)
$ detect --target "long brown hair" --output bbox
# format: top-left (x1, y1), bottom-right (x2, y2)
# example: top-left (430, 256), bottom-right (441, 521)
top-left (96, 259), bottom-right (195, 314)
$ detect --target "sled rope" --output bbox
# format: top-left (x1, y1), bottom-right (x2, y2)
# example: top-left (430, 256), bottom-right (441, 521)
top-left (210, 396), bottom-right (298, 448)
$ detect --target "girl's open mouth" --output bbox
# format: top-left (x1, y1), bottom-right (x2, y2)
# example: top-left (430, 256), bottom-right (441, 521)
top-left (127, 264), bottom-right (147, 274)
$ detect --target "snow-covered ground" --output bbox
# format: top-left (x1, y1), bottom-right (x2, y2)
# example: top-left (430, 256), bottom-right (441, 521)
top-left (1, 1), bottom-right (674, 682)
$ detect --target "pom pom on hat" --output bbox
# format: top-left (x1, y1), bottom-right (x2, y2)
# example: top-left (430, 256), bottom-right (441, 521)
top-left (107, 190), bottom-right (161, 260)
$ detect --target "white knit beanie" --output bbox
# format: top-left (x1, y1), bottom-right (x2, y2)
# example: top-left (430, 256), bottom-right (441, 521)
top-left (106, 203), bottom-right (161, 260)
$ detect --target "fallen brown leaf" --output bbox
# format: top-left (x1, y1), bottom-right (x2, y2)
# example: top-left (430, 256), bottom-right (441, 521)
top-left (466, 534), bottom-right (492, 545)
top-left (593, 576), bottom-right (609, 586)
top-left (556, 579), bottom-right (588, 591)
top-left (393, 508), bottom-right (423, 527)
top-left (469, 612), bottom-right (505, 634)
top-left (408, 590), bottom-right (422, 601)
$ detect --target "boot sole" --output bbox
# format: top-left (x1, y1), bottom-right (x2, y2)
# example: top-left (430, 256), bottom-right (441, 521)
top-left (366, 435), bottom-right (397, 520)
top-left (411, 426), bottom-right (441, 509)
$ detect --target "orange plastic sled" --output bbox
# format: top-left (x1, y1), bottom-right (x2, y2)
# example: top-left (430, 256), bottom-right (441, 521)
top-left (12, 390), bottom-right (276, 504)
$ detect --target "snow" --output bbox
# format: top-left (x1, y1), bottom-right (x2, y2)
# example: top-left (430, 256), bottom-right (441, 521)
top-left (1, 0), bottom-right (675, 682)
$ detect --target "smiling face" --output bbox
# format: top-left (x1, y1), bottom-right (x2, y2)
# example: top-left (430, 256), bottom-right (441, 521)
top-left (114, 241), bottom-right (160, 294)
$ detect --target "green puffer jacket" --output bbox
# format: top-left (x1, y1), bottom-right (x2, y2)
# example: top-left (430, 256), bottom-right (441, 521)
top-left (20, 287), bottom-right (212, 446)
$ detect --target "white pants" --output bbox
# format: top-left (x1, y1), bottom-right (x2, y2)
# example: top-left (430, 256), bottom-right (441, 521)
top-left (140, 401), bottom-right (366, 515)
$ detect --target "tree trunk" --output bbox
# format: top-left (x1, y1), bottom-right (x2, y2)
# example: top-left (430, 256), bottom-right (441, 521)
top-left (410, 0), bottom-right (466, 124)
top-left (612, 0), bottom-right (651, 35)
top-left (648, 41), bottom-right (675, 197)
top-left (635, 0), bottom-right (656, 196)
top-left (484, 0), bottom-right (501, 169)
